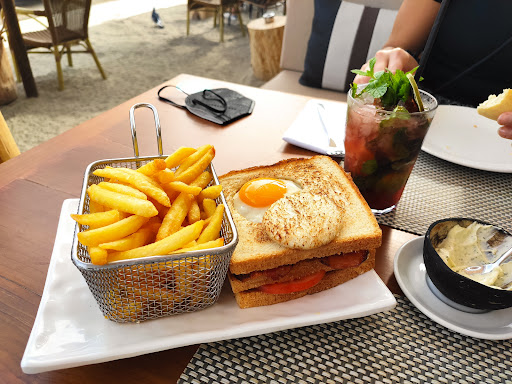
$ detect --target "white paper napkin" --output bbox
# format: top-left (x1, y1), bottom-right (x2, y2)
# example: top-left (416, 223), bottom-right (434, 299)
top-left (283, 99), bottom-right (346, 156)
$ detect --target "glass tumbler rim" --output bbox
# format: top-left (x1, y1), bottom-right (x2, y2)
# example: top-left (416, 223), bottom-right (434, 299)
top-left (348, 86), bottom-right (438, 116)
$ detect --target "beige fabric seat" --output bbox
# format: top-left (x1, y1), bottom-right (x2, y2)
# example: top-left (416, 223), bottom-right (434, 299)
top-left (262, 69), bottom-right (347, 102)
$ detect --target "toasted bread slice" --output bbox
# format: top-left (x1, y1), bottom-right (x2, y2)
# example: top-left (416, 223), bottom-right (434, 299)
top-left (232, 250), bottom-right (376, 309)
top-left (219, 156), bottom-right (381, 275)
top-left (477, 89), bottom-right (512, 120)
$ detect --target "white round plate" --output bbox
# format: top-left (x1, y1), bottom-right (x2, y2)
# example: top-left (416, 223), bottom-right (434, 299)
top-left (393, 237), bottom-right (512, 340)
top-left (421, 105), bottom-right (512, 173)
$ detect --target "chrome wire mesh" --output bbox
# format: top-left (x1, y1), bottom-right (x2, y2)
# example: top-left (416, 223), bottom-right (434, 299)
top-left (71, 157), bottom-right (238, 322)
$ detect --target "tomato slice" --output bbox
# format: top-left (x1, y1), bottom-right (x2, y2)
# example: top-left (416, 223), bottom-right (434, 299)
top-left (258, 270), bottom-right (326, 294)
top-left (323, 251), bottom-right (368, 270)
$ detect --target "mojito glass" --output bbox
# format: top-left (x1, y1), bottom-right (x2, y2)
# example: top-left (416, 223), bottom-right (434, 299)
top-left (344, 88), bottom-right (437, 214)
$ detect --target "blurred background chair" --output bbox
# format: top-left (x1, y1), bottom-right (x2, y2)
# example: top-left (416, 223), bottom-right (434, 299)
top-left (8, 0), bottom-right (106, 91)
top-left (187, 0), bottom-right (245, 43)
top-left (243, 0), bottom-right (286, 18)
top-left (0, 111), bottom-right (20, 163)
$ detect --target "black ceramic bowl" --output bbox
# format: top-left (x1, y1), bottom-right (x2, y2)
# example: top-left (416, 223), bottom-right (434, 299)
top-left (424, 218), bottom-right (512, 311)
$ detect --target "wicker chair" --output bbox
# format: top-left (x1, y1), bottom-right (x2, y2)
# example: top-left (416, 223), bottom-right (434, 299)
top-left (0, 111), bottom-right (20, 163)
top-left (187, 0), bottom-right (245, 43)
top-left (11, 0), bottom-right (106, 91)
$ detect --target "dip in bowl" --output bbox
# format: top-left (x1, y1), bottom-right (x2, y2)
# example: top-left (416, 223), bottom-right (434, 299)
top-left (424, 218), bottom-right (512, 311)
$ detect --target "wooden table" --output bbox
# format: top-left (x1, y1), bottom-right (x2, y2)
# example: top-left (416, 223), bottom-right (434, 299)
top-left (0, 74), bottom-right (417, 383)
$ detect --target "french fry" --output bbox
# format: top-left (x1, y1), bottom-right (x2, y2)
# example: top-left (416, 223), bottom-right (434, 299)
top-left (156, 169), bottom-right (175, 184)
top-left (198, 185), bottom-right (222, 201)
top-left (173, 259), bottom-right (196, 298)
top-left (93, 167), bottom-right (171, 207)
top-left (136, 159), bottom-right (167, 176)
top-left (167, 181), bottom-right (202, 195)
top-left (190, 171), bottom-right (212, 189)
top-left (156, 193), bottom-right (193, 241)
top-left (124, 284), bottom-right (178, 302)
top-left (71, 210), bottom-right (121, 228)
top-left (164, 146), bottom-right (196, 169)
top-left (88, 246), bottom-right (108, 265)
top-left (174, 145), bottom-right (213, 176)
top-left (77, 146), bottom-right (226, 273)
top-left (147, 197), bottom-right (168, 219)
top-left (87, 184), bottom-right (158, 217)
top-left (182, 240), bottom-right (197, 249)
top-left (170, 238), bottom-right (224, 254)
top-left (97, 182), bottom-right (147, 200)
top-left (187, 199), bottom-right (201, 224)
top-left (99, 225), bottom-right (156, 251)
top-left (78, 215), bottom-right (149, 247)
top-left (109, 293), bottom-right (144, 320)
top-left (161, 185), bottom-right (180, 203)
top-left (145, 216), bottom-right (163, 233)
top-left (88, 200), bottom-right (104, 213)
top-left (107, 220), bottom-right (204, 262)
top-left (197, 204), bottom-right (224, 244)
top-left (202, 198), bottom-right (217, 218)
top-left (203, 216), bottom-right (212, 226)
top-left (118, 211), bottom-right (131, 219)
top-left (175, 148), bottom-right (215, 184)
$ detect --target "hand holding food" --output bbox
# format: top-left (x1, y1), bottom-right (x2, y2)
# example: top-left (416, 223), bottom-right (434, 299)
top-left (477, 89), bottom-right (512, 140)
top-left (497, 112), bottom-right (512, 139)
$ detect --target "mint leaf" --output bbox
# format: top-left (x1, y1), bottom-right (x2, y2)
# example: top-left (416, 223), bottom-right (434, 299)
top-left (405, 66), bottom-right (419, 76)
top-left (350, 57), bottom-right (377, 78)
top-left (350, 58), bottom-right (422, 110)
top-left (351, 69), bottom-right (370, 76)
top-left (364, 81), bottom-right (388, 98)
top-left (398, 82), bottom-right (411, 103)
top-left (368, 57), bottom-right (376, 76)
top-left (362, 159), bottom-right (378, 175)
top-left (350, 82), bottom-right (358, 97)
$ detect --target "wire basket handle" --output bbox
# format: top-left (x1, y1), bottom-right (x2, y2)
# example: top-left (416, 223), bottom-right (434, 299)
top-left (129, 103), bottom-right (163, 157)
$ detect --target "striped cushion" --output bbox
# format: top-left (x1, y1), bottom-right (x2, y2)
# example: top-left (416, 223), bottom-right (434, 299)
top-left (299, 0), bottom-right (400, 92)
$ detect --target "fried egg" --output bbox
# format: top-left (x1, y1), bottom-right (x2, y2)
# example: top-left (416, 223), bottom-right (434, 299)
top-left (233, 177), bottom-right (302, 222)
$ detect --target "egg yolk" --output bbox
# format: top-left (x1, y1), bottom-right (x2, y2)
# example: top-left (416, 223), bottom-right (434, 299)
top-left (239, 178), bottom-right (287, 207)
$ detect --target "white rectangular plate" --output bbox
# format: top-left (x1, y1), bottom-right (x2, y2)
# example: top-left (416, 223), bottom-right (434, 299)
top-left (21, 199), bottom-right (396, 374)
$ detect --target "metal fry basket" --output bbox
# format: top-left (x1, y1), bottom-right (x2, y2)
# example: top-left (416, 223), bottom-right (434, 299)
top-left (71, 103), bottom-right (238, 322)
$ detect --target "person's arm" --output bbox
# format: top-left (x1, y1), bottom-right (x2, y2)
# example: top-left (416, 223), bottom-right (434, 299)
top-left (354, 0), bottom-right (440, 84)
top-left (497, 112), bottom-right (512, 139)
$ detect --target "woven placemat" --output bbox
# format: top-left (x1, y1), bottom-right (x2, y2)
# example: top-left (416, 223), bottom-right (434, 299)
top-left (373, 151), bottom-right (512, 236)
top-left (178, 295), bottom-right (512, 384)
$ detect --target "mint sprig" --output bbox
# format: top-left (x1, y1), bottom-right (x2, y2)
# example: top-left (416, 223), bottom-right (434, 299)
top-left (351, 57), bottom-right (421, 110)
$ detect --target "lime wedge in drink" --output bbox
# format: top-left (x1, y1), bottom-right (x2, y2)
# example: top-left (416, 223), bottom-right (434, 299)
top-left (406, 73), bottom-right (424, 112)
